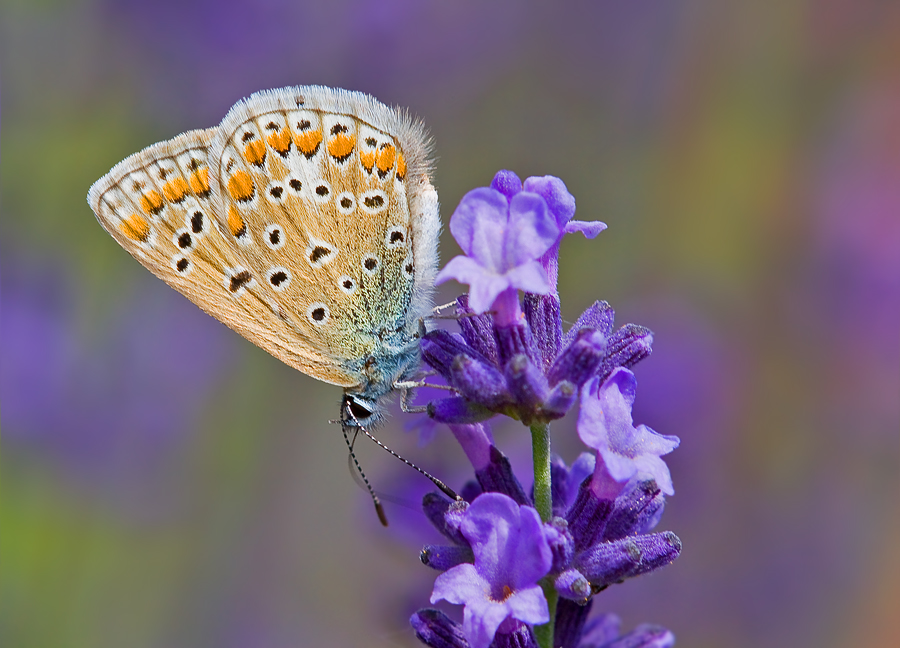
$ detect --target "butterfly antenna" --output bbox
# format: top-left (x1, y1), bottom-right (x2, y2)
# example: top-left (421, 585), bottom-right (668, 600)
top-left (341, 407), bottom-right (461, 518)
top-left (341, 421), bottom-right (389, 526)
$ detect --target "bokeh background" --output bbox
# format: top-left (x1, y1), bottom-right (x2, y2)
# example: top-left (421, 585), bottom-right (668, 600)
top-left (2, 1), bottom-right (899, 646)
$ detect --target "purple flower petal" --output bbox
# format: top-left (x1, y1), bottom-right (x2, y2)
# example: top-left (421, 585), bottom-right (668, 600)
top-left (430, 493), bottom-right (551, 648)
top-left (565, 220), bottom-right (607, 238)
top-left (522, 175), bottom-right (576, 228)
top-left (448, 187), bottom-right (511, 270)
top-left (460, 494), bottom-right (551, 590)
top-left (578, 369), bottom-right (679, 496)
top-left (504, 192), bottom-right (560, 268)
top-left (503, 261), bottom-right (554, 297)
top-left (436, 256), bottom-right (512, 313)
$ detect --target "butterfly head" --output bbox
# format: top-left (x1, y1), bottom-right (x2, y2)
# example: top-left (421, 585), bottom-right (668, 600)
top-left (340, 392), bottom-right (382, 428)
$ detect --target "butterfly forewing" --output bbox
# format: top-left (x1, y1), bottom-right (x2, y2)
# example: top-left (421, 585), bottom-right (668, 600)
top-left (88, 127), bottom-right (355, 386)
top-left (208, 88), bottom-right (429, 388)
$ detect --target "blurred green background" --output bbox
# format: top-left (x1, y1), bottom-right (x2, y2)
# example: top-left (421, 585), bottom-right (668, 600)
top-left (2, 1), bottom-right (898, 646)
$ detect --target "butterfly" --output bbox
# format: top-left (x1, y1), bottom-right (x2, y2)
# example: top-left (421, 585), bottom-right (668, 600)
top-left (87, 86), bottom-right (441, 429)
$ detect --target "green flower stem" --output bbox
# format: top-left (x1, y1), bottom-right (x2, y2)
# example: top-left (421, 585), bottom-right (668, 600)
top-left (531, 421), bottom-right (557, 648)
top-left (531, 421), bottom-right (553, 522)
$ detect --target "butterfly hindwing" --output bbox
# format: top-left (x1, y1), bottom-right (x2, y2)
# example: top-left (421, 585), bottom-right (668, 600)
top-left (87, 127), bottom-right (356, 386)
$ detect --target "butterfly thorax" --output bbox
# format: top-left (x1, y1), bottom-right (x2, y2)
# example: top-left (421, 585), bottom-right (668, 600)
top-left (340, 335), bottom-right (421, 427)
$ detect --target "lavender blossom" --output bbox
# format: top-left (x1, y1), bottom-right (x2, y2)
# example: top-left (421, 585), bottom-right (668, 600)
top-left (429, 493), bottom-right (552, 648)
top-left (435, 180), bottom-right (559, 323)
top-left (578, 369), bottom-right (680, 498)
top-left (411, 171), bottom-right (679, 648)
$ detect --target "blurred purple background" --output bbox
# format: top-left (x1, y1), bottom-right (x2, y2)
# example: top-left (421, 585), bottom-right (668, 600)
top-left (2, 1), bottom-right (898, 646)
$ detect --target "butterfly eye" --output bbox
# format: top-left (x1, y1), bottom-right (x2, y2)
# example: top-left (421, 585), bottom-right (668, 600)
top-left (343, 395), bottom-right (374, 423)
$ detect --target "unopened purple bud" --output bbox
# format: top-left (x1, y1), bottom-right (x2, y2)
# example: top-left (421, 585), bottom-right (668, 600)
top-left (575, 532), bottom-right (682, 588)
top-left (543, 380), bottom-right (577, 419)
top-left (562, 301), bottom-right (615, 350)
top-left (460, 479), bottom-right (483, 503)
top-left (545, 517), bottom-right (575, 573)
top-left (554, 568), bottom-right (592, 603)
top-left (549, 456), bottom-right (573, 517)
top-left (450, 354), bottom-right (511, 409)
top-left (420, 544), bottom-right (475, 571)
top-left (566, 478), bottom-right (614, 551)
top-left (456, 295), bottom-right (500, 364)
top-left (505, 354), bottom-right (550, 411)
top-left (492, 618), bottom-right (538, 648)
top-left (524, 293), bottom-right (563, 370)
top-left (605, 624), bottom-right (676, 648)
top-left (554, 599), bottom-right (594, 648)
top-left (474, 445), bottom-right (531, 505)
top-left (491, 169), bottom-right (523, 200)
top-left (598, 324), bottom-right (653, 382)
top-left (428, 397), bottom-right (494, 424)
top-left (547, 329), bottom-right (607, 387)
top-left (422, 492), bottom-right (469, 546)
top-left (410, 608), bottom-right (470, 648)
top-left (422, 330), bottom-right (487, 380)
top-left (441, 499), bottom-right (470, 550)
top-left (602, 480), bottom-right (666, 542)
top-left (578, 612), bottom-right (625, 647)
top-left (494, 322), bottom-right (536, 365)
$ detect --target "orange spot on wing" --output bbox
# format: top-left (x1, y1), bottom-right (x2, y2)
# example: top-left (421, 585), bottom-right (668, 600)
top-left (376, 144), bottom-right (395, 176)
top-left (294, 128), bottom-right (323, 157)
top-left (140, 190), bottom-right (164, 215)
top-left (227, 205), bottom-right (247, 238)
top-left (120, 214), bottom-right (150, 242)
top-left (360, 150), bottom-right (376, 173)
top-left (327, 132), bottom-right (356, 162)
top-left (162, 176), bottom-right (189, 203)
top-left (189, 168), bottom-right (210, 195)
top-left (243, 140), bottom-right (267, 166)
top-left (227, 170), bottom-right (255, 202)
top-left (396, 153), bottom-right (407, 180)
top-left (267, 129), bottom-right (292, 155)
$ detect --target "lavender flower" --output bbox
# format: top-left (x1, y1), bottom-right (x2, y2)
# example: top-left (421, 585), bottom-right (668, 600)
top-left (435, 179), bottom-right (559, 323)
top-left (578, 369), bottom-right (680, 499)
top-left (421, 172), bottom-right (652, 429)
top-left (410, 171), bottom-right (679, 648)
top-left (429, 493), bottom-right (552, 648)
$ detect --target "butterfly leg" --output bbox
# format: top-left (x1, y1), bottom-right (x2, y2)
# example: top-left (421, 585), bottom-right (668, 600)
top-left (429, 301), bottom-right (461, 320)
top-left (395, 378), bottom-right (457, 414)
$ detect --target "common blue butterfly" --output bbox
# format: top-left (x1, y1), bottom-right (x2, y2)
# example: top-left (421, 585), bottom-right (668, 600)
top-left (88, 86), bottom-right (440, 429)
